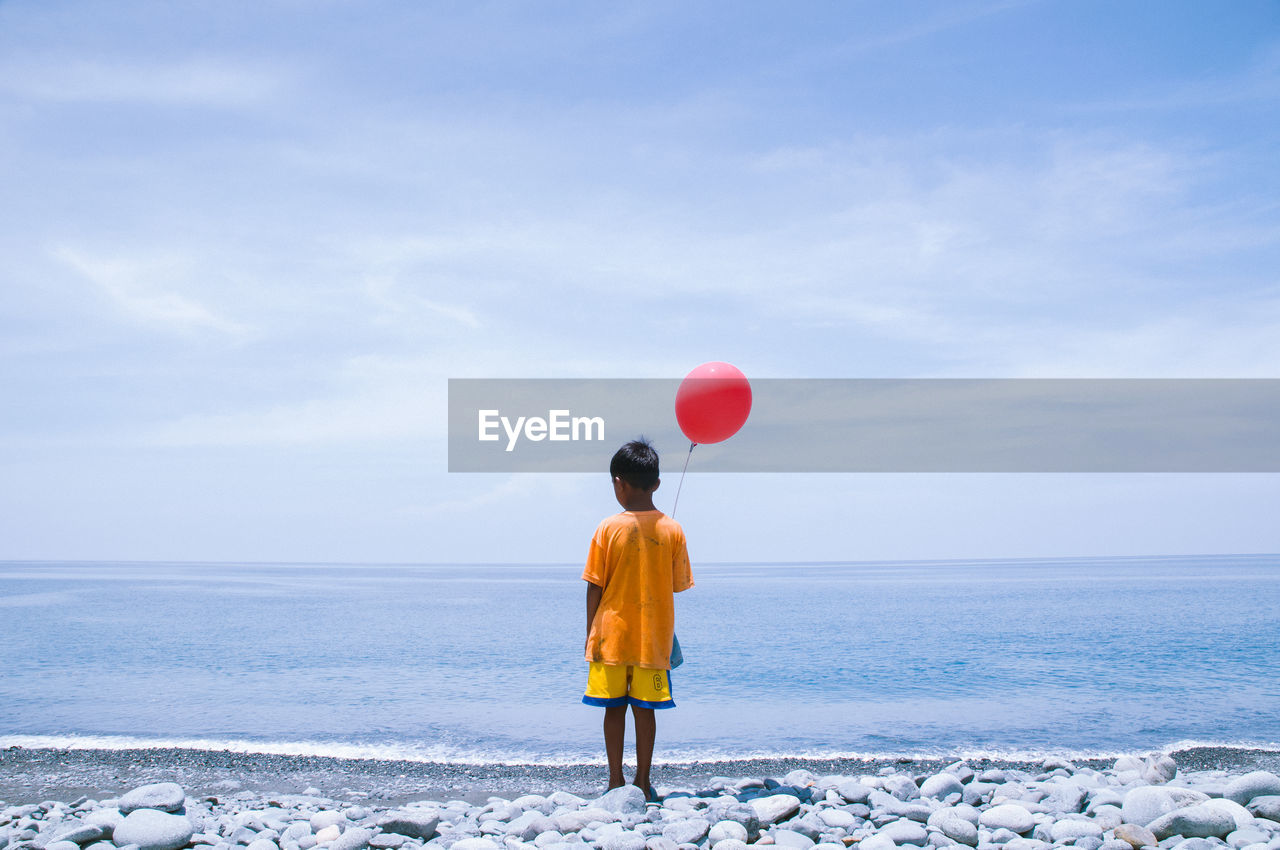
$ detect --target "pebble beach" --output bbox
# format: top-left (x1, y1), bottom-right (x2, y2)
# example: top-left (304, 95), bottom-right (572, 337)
top-left (4, 748), bottom-right (1280, 850)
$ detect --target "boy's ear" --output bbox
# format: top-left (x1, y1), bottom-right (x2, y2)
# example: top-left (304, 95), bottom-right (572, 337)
top-left (649, 478), bottom-right (661, 493)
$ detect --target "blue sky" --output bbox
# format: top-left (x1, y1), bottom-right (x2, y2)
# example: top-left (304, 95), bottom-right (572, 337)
top-left (2, 0), bottom-right (1278, 563)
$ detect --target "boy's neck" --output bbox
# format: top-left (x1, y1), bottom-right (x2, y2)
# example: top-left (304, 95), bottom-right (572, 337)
top-left (613, 477), bottom-right (660, 513)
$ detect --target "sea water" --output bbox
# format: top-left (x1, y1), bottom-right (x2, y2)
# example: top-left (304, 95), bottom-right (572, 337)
top-left (1, 555), bottom-right (1277, 764)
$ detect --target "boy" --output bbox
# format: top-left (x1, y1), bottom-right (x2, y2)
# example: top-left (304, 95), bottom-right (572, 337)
top-left (582, 439), bottom-right (693, 800)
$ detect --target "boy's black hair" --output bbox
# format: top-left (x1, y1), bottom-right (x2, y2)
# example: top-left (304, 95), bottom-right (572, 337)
top-left (610, 438), bottom-right (660, 490)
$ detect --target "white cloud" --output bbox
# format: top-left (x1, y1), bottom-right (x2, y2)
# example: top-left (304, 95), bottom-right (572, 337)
top-left (997, 308), bottom-right (1280, 378)
top-left (0, 58), bottom-right (286, 106)
top-left (144, 356), bottom-right (449, 447)
top-left (409, 473), bottom-right (590, 515)
top-left (363, 274), bottom-right (482, 329)
top-left (53, 246), bottom-right (252, 336)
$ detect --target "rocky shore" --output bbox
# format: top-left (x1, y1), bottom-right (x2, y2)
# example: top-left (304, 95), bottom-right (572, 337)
top-left (3, 752), bottom-right (1280, 850)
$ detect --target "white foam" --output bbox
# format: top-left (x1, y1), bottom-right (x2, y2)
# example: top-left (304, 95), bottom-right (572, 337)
top-left (0, 734), bottom-right (596, 765)
top-left (4, 733), bottom-right (1278, 767)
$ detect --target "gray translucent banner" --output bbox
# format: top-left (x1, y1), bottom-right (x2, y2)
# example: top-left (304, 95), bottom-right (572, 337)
top-left (448, 379), bottom-right (1280, 472)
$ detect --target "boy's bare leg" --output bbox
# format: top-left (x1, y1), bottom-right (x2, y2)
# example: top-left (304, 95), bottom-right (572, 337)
top-left (603, 704), bottom-right (627, 789)
top-left (631, 705), bottom-right (656, 796)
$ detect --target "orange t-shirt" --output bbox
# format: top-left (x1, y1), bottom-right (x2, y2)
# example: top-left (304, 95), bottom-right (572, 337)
top-left (582, 510), bottom-right (693, 670)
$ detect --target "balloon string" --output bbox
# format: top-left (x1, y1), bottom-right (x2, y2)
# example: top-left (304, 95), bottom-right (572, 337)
top-left (670, 442), bottom-right (695, 519)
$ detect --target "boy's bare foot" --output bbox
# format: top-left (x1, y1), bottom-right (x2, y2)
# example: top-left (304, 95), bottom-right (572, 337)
top-left (632, 782), bottom-right (659, 803)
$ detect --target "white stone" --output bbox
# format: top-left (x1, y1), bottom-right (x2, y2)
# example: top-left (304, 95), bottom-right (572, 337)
top-left (1227, 776), bottom-right (1280, 808)
top-left (1143, 756), bottom-right (1177, 786)
top-left (1147, 805), bottom-right (1237, 840)
top-left (1204, 799), bottom-right (1257, 832)
top-left (1246, 796), bottom-right (1280, 822)
top-left (881, 819), bottom-right (928, 844)
top-left (595, 789), bottom-right (648, 816)
top-left (118, 784), bottom-right (187, 816)
top-left (378, 812), bottom-right (440, 841)
top-left (711, 841), bottom-right (749, 850)
top-left (883, 777), bottom-right (921, 802)
top-left (52, 822), bottom-right (109, 845)
top-left (311, 813), bottom-right (349, 833)
top-left (450, 840), bottom-right (500, 850)
top-left (1121, 787), bottom-right (1209, 827)
top-left (772, 830), bottom-right (815, 849)
top-left (661, 820), bottom-right (708, 846)
top-left (751, 796), bottom-right (802, 826)
top-left (1092, 805), bottom-right (1124, 831)
top-left (1114, 757), bottom-right (1144, 774)
top-left (837, 783), bottom-right (873, 805)
top-left (785, 771), bottom-right (818, 788)
top-left (601, 831), bottom-right (647, 850)
top-left (547, 793), bottom-right (585, 810)
top-left (920, 775), bottom-right (965, 801)
top-left (84, 809), bottom-right (123, 836)
top-left (978, 805), bottom-right (1035, 834)
top-left (927, 810), bottom-right (978, 846)
top-left (45, 842), bottom-right (82, 850)
top-left (1044, 783), bottom-right (1088, 814)
top-left (1003, 839), bottom-right (1050, 850)
top-left (328, 827), bottom-right (374, 850)
top-left (857, 834), bottom-right (896, 850)
top-left (1112, 823), bottom-right (1158, 849)
top-left (709, 822), bottom-right (748, 844)
top-left (816, 810), bottom-right (856, 830)
top-left (1228, 829), bottom-right (1271, 848)
top-left (113, 810), bottom-right (195, 850)
top-left (1049, 819), bottom-right (1103, 842)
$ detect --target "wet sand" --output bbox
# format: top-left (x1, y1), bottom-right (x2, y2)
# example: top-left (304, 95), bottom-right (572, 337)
top-left (2, 744), bottom-right (1278, 806)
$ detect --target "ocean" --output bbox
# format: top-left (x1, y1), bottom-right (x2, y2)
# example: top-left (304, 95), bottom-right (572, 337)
top-left (1, 555), bottom-right (1278, 766)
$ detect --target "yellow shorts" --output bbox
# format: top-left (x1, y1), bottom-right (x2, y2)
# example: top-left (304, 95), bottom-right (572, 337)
top-left (582, 663), bottom-right (675, 709)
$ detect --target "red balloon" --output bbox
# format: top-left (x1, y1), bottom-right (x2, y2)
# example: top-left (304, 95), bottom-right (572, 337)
top-left (675, 361), bottom-right (752, 445)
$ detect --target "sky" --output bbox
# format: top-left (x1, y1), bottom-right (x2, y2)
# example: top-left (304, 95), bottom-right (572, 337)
top-left (2, 0), bottom-right (1278, 564)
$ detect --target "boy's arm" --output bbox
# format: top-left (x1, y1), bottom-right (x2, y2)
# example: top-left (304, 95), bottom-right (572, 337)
top-left (585, 581), bottom-right (603, 652)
